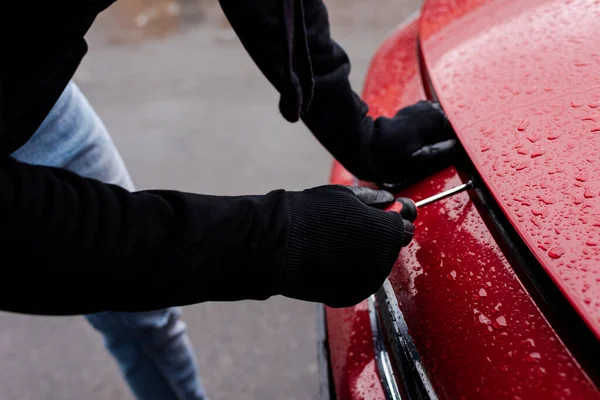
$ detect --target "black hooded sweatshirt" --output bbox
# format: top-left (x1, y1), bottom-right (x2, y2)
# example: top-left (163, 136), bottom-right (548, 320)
top-left (0, 0), bottom-right (415, 315)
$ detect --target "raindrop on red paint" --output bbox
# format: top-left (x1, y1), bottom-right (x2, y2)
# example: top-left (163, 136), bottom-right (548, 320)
top-left (446, 270), bottom-right (457, 280)
top-left (525, 352), bottom-right (541, 363)
top-left (548, 247), bottom-right (565, 259)
top-left (530, 148), bottom-right (546, 158)
top-left (576, 172), bottom-right (589, 182)
top-left (493, 316), bottom-right (507, 330)
top-left (518, 119), bottom-right (530, 131)
top-left (515, 162), bottom-right (529, 171)
top-left (547, 132), bottom-right (561, 140)
top-left (584, 187), bottom-right (596, 198)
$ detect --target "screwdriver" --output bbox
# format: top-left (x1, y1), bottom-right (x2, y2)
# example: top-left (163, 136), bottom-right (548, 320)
top-left (384, 180), bottom-right (474, 221)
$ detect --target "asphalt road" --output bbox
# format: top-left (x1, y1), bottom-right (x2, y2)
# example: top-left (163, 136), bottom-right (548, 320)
top-left (0, 1), bottom-right (420, 399)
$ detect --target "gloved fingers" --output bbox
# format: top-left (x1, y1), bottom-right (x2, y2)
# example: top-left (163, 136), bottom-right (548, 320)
top-left (345, 186), bottom-right (395, 208)
top-left (428, 101), bottom-right (445, 115)
top-left (401, 219), bottom-right (415, 247)
top-left (374, 139), bottom-right (458, 189)
top-left (395, 100), bottom-right (443, 117)
top-left (410, 138), bottom-right (457, 160)
top-left (395, 198), bottom-right (418, 222)
top-left (395, 101), bottom-right (454, 146)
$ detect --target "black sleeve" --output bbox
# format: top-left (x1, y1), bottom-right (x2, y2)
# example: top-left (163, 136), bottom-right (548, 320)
top-left (299, 0), bottom-right (383, 181)
top-left (0, 155), bottom-right (288, 315)
top-left (219, 0), bottom-right (387, 181)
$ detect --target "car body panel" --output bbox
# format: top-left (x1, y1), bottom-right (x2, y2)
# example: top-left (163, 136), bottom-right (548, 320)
top-left (387, 167), bottom-right (597, 399)
top-left (323, 298), bottom-right (386, 400)
top-left (419, 0), bottom-right (600, 339)
top-left (327, 5), bottom-right (599, 399)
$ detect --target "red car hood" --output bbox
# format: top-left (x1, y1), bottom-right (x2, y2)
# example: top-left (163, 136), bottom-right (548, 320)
top-left (420, 0), bottom-right (600, 339)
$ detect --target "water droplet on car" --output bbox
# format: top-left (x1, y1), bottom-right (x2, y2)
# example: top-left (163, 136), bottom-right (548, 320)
top-left (548, 247), bottom-right (565, 259)
top-left (522, 338), bottom-right (535, 347)
top-left (530, 148), bottom-right (546, 158)
top-left (547, 132), bottom-right (561, 140)
top-left (515, 161), bottom-right (529, 171)
top-left (525, 352), bottom-right (541, 363)
top-left (540, 196), bottom-right (556, 205)
top-left (478, 313), bottom-right (491, 325)
top-left (584, 187), bottom-right (596, 198)
top-left (493, 316), bottom-right (507, 330)
top-left (518, 119), bottom-right (530, 131)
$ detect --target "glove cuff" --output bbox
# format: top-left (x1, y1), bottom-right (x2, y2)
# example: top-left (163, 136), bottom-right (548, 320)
top-left (280, 187), bottom-right (408, 305)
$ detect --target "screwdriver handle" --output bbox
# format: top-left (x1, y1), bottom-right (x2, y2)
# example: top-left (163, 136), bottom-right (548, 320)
top-left (384, 198), bottom-right (418, 222)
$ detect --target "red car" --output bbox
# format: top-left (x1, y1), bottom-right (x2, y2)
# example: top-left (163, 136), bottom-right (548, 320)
top-left (317, 0), bottom-right (600, 399)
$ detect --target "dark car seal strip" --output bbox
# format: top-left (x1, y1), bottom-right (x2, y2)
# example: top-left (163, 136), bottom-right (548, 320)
top-left (316, 304), bottom-right (336, 400)
top-left (376, 280), bottom-right (439, 400)
top-left (368, 295), bottom-right (403, 400)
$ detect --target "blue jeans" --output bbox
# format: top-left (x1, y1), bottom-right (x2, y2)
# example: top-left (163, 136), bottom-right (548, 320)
top-left (11, 82), bottom-right (208, 400)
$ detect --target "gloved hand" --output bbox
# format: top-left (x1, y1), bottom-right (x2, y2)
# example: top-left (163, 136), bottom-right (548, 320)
top-left (279, 185), bottom-right (414, 308)
top-left (303, 91), bottom-right (457, 187)
top-left (370, 101), bottom-right (457, 186)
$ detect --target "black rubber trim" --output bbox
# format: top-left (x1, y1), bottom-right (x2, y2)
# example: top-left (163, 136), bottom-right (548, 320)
top-left (375, 281), bottom-right (438, 400)
top-left (416, 39), bottom-right (600, 385)
top-left (368, 295), bottom-right (403, 400)
top-left (316, 304), bottom-right (337, 400)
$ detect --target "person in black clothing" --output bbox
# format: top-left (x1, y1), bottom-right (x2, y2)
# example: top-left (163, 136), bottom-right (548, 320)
top-left (0, 1), bottom-right (456, 399)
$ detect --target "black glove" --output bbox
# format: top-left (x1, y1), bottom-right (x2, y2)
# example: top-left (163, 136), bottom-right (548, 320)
top-left (279, 185), bottom-right (414, 308)
top-left (371, 101), bottom-right (457, 186)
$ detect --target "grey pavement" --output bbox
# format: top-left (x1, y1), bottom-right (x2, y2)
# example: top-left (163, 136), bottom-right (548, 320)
top-left (0, 1), bottom-right (420, 399)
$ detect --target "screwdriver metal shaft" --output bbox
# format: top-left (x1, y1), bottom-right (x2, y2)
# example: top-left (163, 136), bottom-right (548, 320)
top-left (415, 180), bottom-right (474, 208)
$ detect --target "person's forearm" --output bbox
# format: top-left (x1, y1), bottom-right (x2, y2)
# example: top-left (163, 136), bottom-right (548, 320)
top-left (219, 0), bottom-right (385, 181)
top-left (299, 0), bottom-right (379, 180)
top-left (0, 156), bottom-right (288, 315)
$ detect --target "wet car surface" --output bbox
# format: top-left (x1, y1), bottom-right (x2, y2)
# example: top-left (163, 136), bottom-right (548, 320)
top-left (324, 1), bottom-right (600, 398)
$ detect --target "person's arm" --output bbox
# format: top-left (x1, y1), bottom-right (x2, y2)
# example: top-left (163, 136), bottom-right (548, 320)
top-left (0, 155), bottom-right (412, 315)
top-left (219, 0), bottom-right (456, 185)
top-left (0, 155), bottom-right (287, 315)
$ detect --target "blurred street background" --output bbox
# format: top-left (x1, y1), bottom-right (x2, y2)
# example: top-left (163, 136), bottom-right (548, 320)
top-left (0, 1), bottom-right (420, 399)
